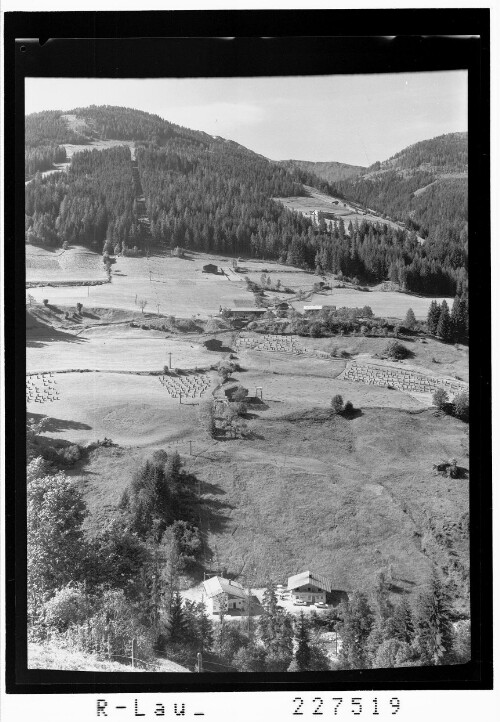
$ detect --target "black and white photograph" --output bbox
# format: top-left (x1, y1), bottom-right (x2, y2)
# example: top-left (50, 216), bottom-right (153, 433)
top-left (22, 71), bottom-right (473, 675)
top-left (3, 11), bottom-right (493, 716)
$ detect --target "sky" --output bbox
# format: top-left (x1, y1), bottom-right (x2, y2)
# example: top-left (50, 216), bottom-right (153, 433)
top-left (25, 72), bottom-right (467, 166)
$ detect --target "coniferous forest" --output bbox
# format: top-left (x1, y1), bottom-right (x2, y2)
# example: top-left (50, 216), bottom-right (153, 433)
top-left (25, 106), bottom-right (468, 298)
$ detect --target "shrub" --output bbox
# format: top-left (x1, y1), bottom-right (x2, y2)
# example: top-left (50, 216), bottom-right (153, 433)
top-left (232, 385), bottom-right (248, 402)
top-left (76, 302), bottom-right (83, 314)
top-left (383, 340), bottom-right (410, 360)
top-left (343, 401), bottom-right (354, 415)
top-left (43, 299), bottom-right (49, 306)
top-left (331, 394), bottom-right (344, 414)
top-left (452, 392), bottom-right (469, 422)
top-left (235, 402), bottom-right (248, 416)
top-left (42, 583), bottom-right (89, 633)
top-left (57, 444), bottom-right (83, 466)
top-left (432, 388), bottom-right (448, 410)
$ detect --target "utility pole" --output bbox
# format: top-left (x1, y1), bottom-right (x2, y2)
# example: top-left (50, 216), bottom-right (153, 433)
top-left (131, 637), bottom-right (137, 669)
top-left (169, 352), bottom-right (172, 369)
top-left (189, 440), bottom-right (193, 456)
top-left (157, 303), bottom-right (160, 316)
top-left (197, 652), bottom-right (203, 673)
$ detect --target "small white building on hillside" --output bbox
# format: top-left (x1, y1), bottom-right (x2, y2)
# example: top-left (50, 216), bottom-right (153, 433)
top-left (287, 570), bottom-right (333, 604)
top-left (203, 576), bottom-right (248, 614)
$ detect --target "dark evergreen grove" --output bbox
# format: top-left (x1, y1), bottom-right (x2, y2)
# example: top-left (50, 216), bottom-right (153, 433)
top-left (25, 106), bottom-right (468, 297)
top-left (26, 145), bottom-right (139, 250)
top-left (25, 145), bottom-right (67, 177)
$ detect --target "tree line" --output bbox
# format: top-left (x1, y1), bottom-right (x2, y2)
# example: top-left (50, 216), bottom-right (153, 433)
top-left (25, 145), bottom-right (141, 251)
top-left (374, 132), bottom-right (468, 174)
top-left (25, 145), bottom-right (67, 177)
top-left (25, 110), bottom-right (87, 147)
top-left (335, 175), bottom-right (468, 296)
top-left (25, 107), bottom-right (468, 297)
top-left (27, 444), bottom-right (207, 667)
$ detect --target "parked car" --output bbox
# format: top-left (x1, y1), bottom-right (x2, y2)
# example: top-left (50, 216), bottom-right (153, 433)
top-left (293, 598), bottom-right (307, 606)
top-left (314, 601), bottom-right (329, 609)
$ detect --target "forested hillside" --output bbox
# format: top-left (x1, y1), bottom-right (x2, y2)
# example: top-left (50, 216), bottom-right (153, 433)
top-left (375, 132), bottom-right (467, 174)
top-left (25, 108), bottom-right (468, 296)
top-left (280, 159), bottom-right (366, 183)
top-left (25, 110), bottom-right (87, 147)
top-left (26, 146), bottom-right (139, 250)
top-left (335, 132), bottom-right (468, 294)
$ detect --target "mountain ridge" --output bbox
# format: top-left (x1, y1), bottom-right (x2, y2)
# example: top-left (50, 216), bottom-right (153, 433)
top-left (25, 106), bottom-right (468, 297)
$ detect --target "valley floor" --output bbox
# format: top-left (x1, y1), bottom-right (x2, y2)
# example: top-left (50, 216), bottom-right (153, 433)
top-left (26, 292), bottom-right (469, 608)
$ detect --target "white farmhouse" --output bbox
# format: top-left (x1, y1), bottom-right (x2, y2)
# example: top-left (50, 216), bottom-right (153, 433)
top-left (287, 570), bottom-right (333, 604)
top-left (203, 576), bottom-right (248, 614)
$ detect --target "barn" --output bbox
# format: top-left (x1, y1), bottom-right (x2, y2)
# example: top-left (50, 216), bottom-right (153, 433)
top-left (203, 263), bottom-right (219, 274)
top-left (203, 576), bottom-right (248, 614)
top-left (287, 570), bottom-right (333, 604)
top-left (222, 308), bottom-right (267, 319)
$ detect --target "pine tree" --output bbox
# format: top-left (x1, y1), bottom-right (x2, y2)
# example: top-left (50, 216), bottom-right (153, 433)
top-left (427, 300), bottom-right (441, 335)
top-left (436, 300), bottom-right (452, 342)
top-left (259, 582), bottom-right (278, 644)
top-left (404, 307), bottom-right (417, 330)
top-left (195, 601), bottom-right (214, 654)
top-left (337, 591), bottom-right (374, 669)
top-left (167, 591), bottom-right (186, 643)
top-left (450, 295), bottom-right (467, 343)
top-left (294, 612), bottom-right (311, 671)
top-left (390, 596), bottom-right (415, 645)
top-left (414, 569), bottom-right (455, 665)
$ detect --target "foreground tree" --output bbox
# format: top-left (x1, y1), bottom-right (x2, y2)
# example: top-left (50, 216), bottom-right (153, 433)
top-left (436, 300), bottom-right (452, 342)
top-left (337, 591), bottom-right (374, 669)
top-left (28, 468), bottom-right (88, 626)
top-left (427, 300), bottom-right (441, 335)
top-left (404, 307), bottom-right (417, 330)
top-left (292, 612), bottom-right (312, 671)
top-left (414, 569), bottom-right (455, 665)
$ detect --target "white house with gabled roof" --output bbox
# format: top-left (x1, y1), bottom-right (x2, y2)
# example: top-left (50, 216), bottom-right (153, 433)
top-left (287, 570), bottom-right (333, 604)
top-left (203, 576), bottom-right (248, 614)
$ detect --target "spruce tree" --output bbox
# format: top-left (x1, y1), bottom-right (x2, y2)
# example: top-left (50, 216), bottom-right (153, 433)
top-left (391, 596), bottom-right (415, 645)
top-left (427, 300), bottom-right (441, 335)
top-left (436, 300), bottom-right (452, 342)
top-left (404, 308), bottom-right (417, 331)
top-left (195, 601), bottom-right (214, 654)
top-left (259, 581), bottom-right (278, 643)
top-left (337, 591), bottom-right (374, 669)
top-left (450, 296), bottom-right (467, 343)
top-left (294, 612), bottom-right (311, 671)
top-left (414, 569), bottom-right (454, 665)
top-left (167, 590), bottom-right (186, 643)
top-left (265, 613), bottom-right (294, 671)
